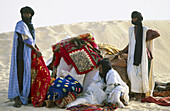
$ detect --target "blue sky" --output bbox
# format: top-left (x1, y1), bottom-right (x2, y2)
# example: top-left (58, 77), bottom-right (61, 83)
top-left (0, 0), bottom-right (169, 33)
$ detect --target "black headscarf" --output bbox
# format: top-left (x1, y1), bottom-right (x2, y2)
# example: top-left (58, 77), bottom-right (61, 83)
top-left (20, 6), bottom-right (35, 39)
top-left (97, 58), bottom-right (112, 84)
top-left (131, 11), bottom-right (143, 66)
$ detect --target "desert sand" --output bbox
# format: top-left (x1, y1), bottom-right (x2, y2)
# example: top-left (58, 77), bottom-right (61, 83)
top-left (0, 20), bottom-right (170, 111)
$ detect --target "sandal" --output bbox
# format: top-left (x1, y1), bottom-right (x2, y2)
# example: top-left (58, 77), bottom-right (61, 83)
top-left (13, 97), bottom-right (22, 108)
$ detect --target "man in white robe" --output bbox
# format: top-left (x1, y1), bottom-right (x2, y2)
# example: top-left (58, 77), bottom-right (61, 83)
top-left (118, 11), bottom-right (160, 100)
top-left (93, 59), bottom-right (129, 108)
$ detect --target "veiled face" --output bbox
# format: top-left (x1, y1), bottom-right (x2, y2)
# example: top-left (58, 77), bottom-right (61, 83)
top-left (132, 17), bottom-right (138, 23)
top-left (23, 13), bottom-right (31, 18)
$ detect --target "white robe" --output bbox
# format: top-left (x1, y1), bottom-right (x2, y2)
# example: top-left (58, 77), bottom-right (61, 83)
top-left (127, 26), bottom-right (154, 94)
top-left (67, 69), bottom-right (129, 108)
top-left (93, 69), bottom-right (129, 107)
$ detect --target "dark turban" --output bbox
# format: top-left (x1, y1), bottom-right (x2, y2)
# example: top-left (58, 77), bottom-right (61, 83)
top-left (20, 6), bottom-right (35, 39)
top-left (131, 11), bottom-right (143, 66)
top-left (131, 11), bottom-right (143, 21)
top-left (97, 58), bottom-right (112, 83)
top-left (20, 6), bottom-right (34, 16)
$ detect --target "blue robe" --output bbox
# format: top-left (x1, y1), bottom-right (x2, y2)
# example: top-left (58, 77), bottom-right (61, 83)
top-left (8, 20), bottom-right (35, 104)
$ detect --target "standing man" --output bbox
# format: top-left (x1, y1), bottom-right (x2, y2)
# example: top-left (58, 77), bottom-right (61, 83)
top-left (8, 6), bottom-right (42, 108)
top-left (119, 11), bottom-right (160, 100)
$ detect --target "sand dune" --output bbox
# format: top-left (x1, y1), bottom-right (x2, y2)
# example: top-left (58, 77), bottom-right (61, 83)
top-left (0, 20), bottom-right (170, 111)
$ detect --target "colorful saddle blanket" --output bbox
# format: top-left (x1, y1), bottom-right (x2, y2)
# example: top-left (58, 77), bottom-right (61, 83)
top-left (60, 44), bottom-right (101, 74)
top-left (31, 50), bottom-right (51, 107)
top-left (52, 33), bottom-right (101, 74)
top-left (47, 75), bottom-right (83, 101)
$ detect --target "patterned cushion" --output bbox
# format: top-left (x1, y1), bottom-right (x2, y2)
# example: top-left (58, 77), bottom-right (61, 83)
top-left (47, 75), bottom-right (83, 101)
top-left (55, 92), bottom-right (77, 108)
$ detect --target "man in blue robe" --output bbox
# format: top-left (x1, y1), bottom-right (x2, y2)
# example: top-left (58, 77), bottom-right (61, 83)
top-left (8, 6), bottom-right (42, 108)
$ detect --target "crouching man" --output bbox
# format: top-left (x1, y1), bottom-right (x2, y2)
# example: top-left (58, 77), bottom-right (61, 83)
top-left (93, 59), bottom-right (129, 108)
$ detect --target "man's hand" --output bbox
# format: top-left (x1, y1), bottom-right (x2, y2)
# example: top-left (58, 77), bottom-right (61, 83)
top-left (35, 50), bottom-right (42, 57)
top-left (25, 43), bottom-right (42, 57)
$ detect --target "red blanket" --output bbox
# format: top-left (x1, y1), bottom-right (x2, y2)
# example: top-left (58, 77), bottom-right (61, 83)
top-left (31, 50), bottom-right (51, 107)
top-left (67, 104), bottom-right (117, 111)
top-left (141, 96), bottom-right (170, 106)
top-left (60, 44), bottom-right (101, 74)
top-left (51, 33), bottom-right (101, 74)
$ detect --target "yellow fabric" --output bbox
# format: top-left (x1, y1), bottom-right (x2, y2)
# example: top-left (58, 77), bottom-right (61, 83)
top-left (146, 40), bottom-right (154, 97)
top-left (98, 43), bottom-right (120, 55)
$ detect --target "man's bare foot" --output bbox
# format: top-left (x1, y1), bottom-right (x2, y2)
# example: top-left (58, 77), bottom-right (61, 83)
top-left (134, 93), bottom-right (142, 101)
top-left (13, 96), bottom-right (22, 108)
